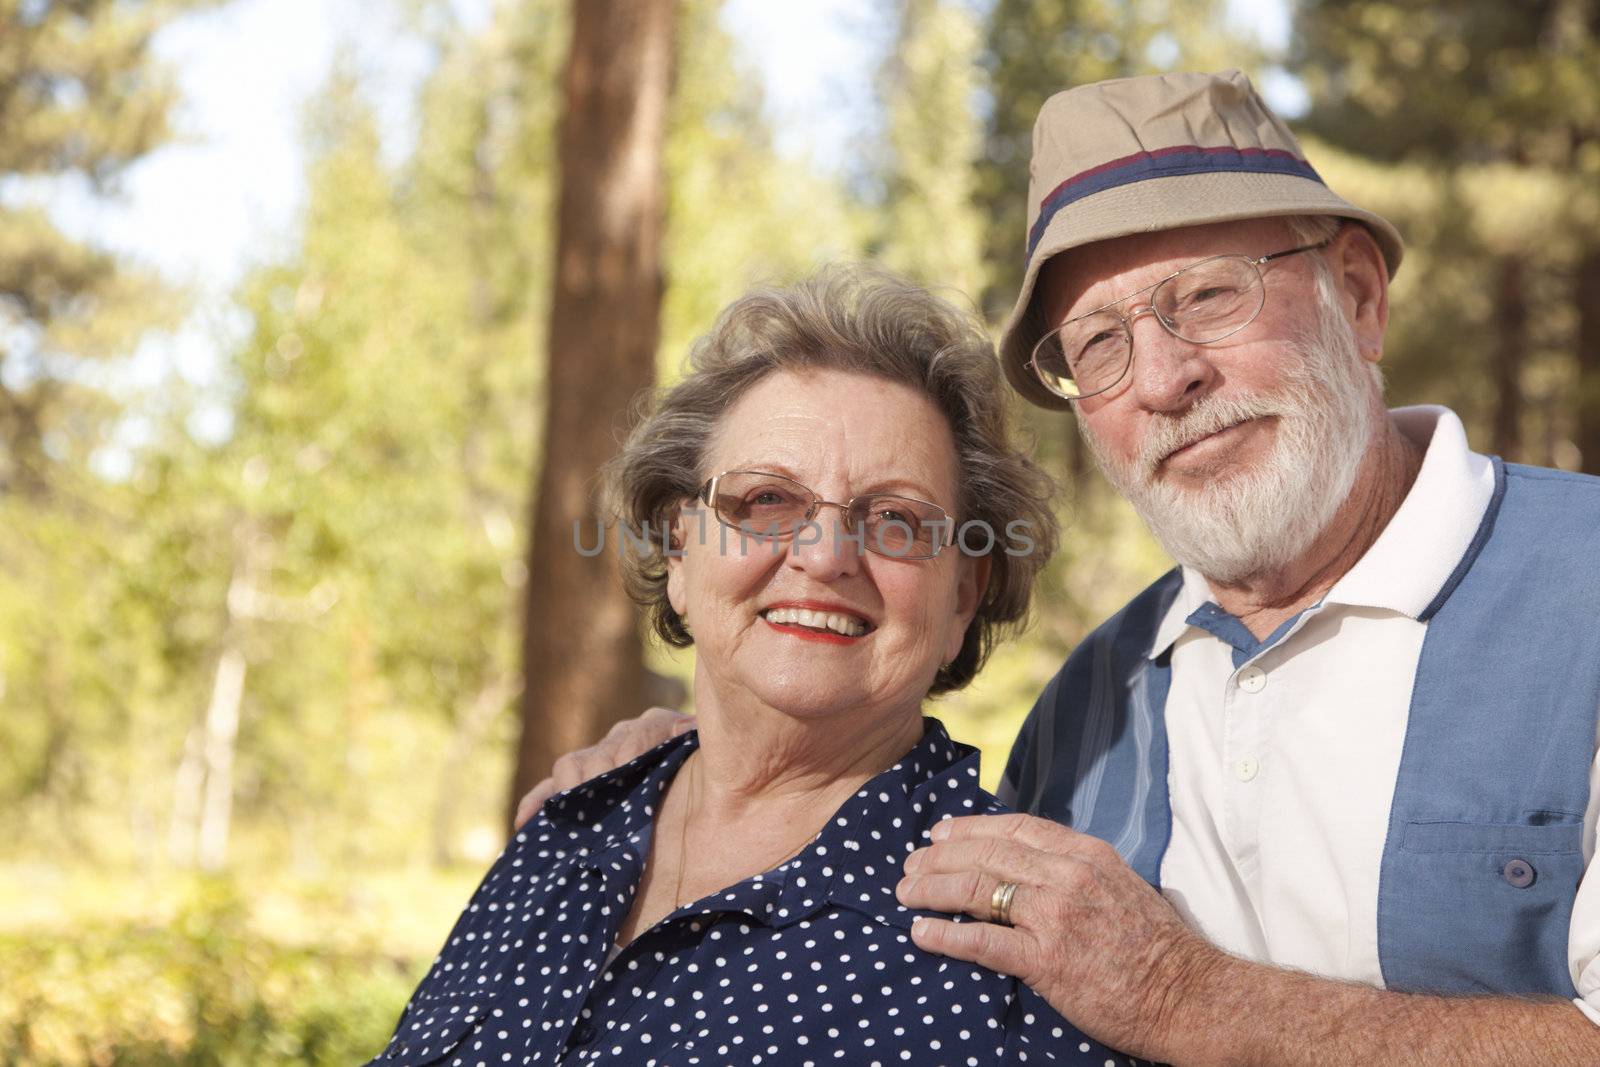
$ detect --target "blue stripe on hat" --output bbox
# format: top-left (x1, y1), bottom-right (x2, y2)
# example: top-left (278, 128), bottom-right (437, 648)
top-left (1026, 145), bottom-right (1324, 259)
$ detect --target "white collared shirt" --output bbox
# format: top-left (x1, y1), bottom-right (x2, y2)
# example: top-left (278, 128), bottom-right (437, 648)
top-left (1150, 405), bottom-right (1600, 1022)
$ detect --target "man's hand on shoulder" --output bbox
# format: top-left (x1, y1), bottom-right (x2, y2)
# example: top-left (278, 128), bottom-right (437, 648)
top-left (514, 707), bottom-right (695, 827)
top-left (895, 814), bottom-right (1600, 1067)
top-left (895, 812), bottom-right (1219, 1062)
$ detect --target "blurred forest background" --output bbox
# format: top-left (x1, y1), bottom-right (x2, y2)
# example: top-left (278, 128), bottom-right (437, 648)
top-left (3, 0), bottom-right (1599, 1062)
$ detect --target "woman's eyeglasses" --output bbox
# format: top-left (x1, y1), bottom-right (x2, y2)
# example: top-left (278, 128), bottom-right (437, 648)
top-left (697, 470), bottom-right (952, 560)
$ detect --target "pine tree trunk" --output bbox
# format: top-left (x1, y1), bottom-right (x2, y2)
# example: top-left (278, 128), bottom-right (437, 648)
top-left (1491, 255), bottom-right (1528, 460)
top-left (197, 643), bottom-right (246, 871)
top-left (1574, 248), bottom-right (1600, 474)
top-left (509, 0), bottom-right (675, 832)
top-left (168, 724), bottom-right (205, 865)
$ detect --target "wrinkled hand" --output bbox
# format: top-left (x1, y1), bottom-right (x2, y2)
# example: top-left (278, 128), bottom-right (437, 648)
top-left (896, 813), bottom-right (1222, 1062)
top-left (514, 706), bottom-right (695, 827)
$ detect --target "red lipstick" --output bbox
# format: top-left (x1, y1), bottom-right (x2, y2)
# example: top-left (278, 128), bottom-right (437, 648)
top-left (759, 599), bottom-right (874, 644)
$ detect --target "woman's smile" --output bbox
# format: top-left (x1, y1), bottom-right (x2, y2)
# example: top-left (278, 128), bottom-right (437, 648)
top-left (759, 599), bottom-right (876, 642)
top-left (666, 368), bottom-right (974, 721)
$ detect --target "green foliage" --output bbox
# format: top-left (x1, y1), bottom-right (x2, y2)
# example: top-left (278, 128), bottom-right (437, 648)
top-left (0, 0), bottom-right (205, 180)
top-left (1294, 1), bottom-right (1600, 169)
top-left (1291, 0), bottom-right (1600, 467)
top-left (872, 0), bottom-right (989, 299)
top-left (844, 1), bottom-right (1175, 771)
top-left (657, 0), bottom-right (867, 377)
top-left (0, 874), bottom-right (435, 1066)
top-left (27, 0), bottom-right (1600, 1058)
top-left (974, 0), bottom-right (1256, 320)
top-left (171, 26), bottom-right (560, 870)
top-left (0, 0), bottom-right (203, 494)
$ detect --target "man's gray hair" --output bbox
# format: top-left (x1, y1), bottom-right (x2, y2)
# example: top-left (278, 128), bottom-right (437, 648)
top-left (1285, 215), bottom-right (1387, 395)
top-left (604, 266), bottom-right (1059, 695)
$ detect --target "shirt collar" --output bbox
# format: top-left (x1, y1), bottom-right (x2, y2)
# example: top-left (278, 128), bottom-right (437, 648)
top-left (1150, 564), bottom-right (1215, 659)
top-left (538, 718), bottom-right (998, 934)
top-left (793, 718), bottom-right (997, 933)
top-left (1146, 405), bottom-right (1495, 658)
top-left (539, 730), bottom-right (695, 849)
top-left (1322, 406), bottom-right (1495, 617)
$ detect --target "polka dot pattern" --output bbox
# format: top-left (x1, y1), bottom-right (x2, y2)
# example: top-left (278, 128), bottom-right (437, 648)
top-left (364, 719), bottom-right (1150, 1066)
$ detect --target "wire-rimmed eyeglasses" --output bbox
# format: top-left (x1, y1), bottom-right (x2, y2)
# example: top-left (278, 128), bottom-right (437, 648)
top-left (1027, 239), bottom-right (1331, 402)
top-left (697, 470), bottom-right (952, 560)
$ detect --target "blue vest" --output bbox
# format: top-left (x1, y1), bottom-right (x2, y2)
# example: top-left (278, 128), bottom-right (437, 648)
top-left (999, 459), bottom-right (1600, 996)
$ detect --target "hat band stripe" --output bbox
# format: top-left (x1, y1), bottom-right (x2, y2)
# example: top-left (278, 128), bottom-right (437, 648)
top-left (1026, 146), bottom-right (1324, 258)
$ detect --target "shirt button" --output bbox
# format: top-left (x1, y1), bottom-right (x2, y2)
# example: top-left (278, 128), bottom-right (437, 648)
top-left (1234, 755), bottom-right (1260, 782)
top-left (1503, 859), bottom-right (1536, 888)
top-left (1237, 665), bottom-right (1267, 693)
top-left (570, 1019), bottom-right (598, 1046)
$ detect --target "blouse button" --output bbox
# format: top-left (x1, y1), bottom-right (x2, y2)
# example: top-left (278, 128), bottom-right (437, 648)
top-left (1502, 859), bottom-right (1536, 889)
top-left (569, 1020), bottom-right (598, 1047)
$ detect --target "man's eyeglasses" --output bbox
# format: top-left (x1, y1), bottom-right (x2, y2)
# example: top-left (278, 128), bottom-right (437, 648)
top-left (1027, 239), bottom-right (1331, 402)
top-left (697, 470), bottom-right (952, 560)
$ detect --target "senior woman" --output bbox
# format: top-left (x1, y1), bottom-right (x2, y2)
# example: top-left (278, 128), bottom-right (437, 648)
top-left (365, 269), bottom-right (1147, 1066)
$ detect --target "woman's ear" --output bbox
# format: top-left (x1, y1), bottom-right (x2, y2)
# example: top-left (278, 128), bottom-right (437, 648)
top-left (944, 553), bottom-right (990, 666)
top-left (1332, 223), bottom-right (1390, 365)
top-left (665, 507), bottom-right (689, 618)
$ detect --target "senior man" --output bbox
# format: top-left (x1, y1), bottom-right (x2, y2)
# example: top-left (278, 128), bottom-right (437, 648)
top-left (517, 71), bottom-right (1600, 1064)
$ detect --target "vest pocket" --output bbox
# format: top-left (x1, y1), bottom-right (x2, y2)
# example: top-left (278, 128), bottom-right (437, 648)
top-left (377, 992), bottom-right (491, 1065)
top-left (1400, 820), bottom-right (1580, 855)
top-left (1381, 819), bottom-right (1583, 996)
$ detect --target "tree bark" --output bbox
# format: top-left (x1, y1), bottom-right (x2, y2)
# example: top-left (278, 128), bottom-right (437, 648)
top-left (1491, 255), bottom-right (1528, 460)
top-left (510, 0), bottom-right (675, 832)
top-left (1575, 248), bottom-right (1600, 474)
top-left (196, 643), bottom-right (246, 872)
top-left (168, 724), bottom-right (205, 865)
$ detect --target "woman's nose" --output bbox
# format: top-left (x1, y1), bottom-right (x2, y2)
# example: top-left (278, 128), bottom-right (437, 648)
top-left (785, 504), bottom-right (863, 580)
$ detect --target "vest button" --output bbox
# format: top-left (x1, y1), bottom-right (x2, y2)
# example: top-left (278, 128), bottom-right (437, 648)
top-left (1502, 859), bottom-right (1536, 889)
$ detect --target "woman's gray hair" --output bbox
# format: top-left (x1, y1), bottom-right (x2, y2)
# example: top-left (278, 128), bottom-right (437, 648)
top-left (604, 266), bottom-right (1058, 695)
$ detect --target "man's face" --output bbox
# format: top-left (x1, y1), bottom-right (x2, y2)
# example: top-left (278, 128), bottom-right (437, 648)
top-left (1036, 218), bottom-right (1387, 581)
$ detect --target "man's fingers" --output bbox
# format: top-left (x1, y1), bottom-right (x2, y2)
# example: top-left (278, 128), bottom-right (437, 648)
top-left (639, 705), bottom-right (694, 730)
top-left (930, 812), bottom-right (1083, 852)
top-left (897, 870), bottom-right (994, 918)
top-left (904, 836), bottom-right (1053, 884)
top-left (515, 708), bottom-right (697, 829)
top-left (549, 751), bottom-right (589, 792)
top-left (598, 707), bottom-right (695, 766)
top-left (580, 749), bottom-right (620, 782)
top-left (515, 778), bottom-right (557, 827)
top-left (909, 916), bottom-right (1032, 981)
top-left (896, 868), bottom-right (1065, 929)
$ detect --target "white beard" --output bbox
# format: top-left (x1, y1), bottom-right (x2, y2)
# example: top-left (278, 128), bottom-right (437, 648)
top-left (1081, 289), bottom-right (1382, 584)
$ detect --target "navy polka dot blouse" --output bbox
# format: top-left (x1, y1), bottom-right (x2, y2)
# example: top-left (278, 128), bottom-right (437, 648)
top-left (365, 718), bottom-right (1149, 1066)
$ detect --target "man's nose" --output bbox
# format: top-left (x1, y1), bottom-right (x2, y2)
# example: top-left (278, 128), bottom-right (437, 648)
top-left (1126, 308), bottom-right (1215, 413)
top-left (785, 504), bottom-right (863, 580)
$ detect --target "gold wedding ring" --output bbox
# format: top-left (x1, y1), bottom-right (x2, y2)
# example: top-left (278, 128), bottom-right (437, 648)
top-left (989, 881), bottom-right (1018, 927)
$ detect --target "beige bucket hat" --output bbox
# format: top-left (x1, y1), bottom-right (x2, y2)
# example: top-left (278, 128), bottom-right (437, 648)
top-left (998, 69), bottom-right (1404, 410)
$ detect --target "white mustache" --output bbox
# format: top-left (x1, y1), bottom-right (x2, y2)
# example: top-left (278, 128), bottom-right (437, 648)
top-left (1136, 393), bottom-right (1288, 478)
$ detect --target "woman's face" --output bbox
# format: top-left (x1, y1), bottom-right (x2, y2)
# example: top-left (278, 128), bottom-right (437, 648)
top-left (666, 368), bottom-right (984, 725)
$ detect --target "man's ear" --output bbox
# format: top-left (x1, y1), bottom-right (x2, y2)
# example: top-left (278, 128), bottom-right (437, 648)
top-left (944, 552), bottom-right (990, 666)
top-left (1332, 223), bottom-right (1390, 365)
